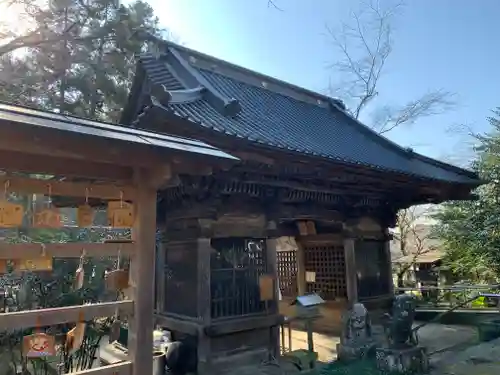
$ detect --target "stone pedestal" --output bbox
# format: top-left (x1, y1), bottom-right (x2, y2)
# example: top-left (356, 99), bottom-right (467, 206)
top-left (336, 341), bottom-right (376, 362)
top-left (375, 346), bottom-right (429, 374)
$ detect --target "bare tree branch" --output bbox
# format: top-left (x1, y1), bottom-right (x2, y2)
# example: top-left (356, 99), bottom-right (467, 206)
top-left (371, 90), bottom-right (457, 134)
top-left (326, 0), bottom-right (457, 134)
top-left (392, 205), bottom-right (439, 287)
top-left (267, 0), bottom-right (283, 11)
top-left (327, 0), bottom-right (401, 118)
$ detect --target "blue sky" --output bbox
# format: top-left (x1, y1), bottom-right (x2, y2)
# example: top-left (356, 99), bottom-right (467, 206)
top-left (145, 0), bottom-right (499, 166)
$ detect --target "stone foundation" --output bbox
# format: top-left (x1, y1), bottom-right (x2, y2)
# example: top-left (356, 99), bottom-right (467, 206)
top-left (375, 346), bottom-right (429, 374)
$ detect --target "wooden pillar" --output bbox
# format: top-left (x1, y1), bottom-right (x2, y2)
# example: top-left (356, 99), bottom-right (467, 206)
top-left (295, 221), bottom-right (312, 297)
top-left (384, 229), bottom-right (394, 295)
top-left (129, 169), bottom-right (157, 375)
top-left (155, 241), bottom-right (166, 313)
top-left (266, 236), bottom-right (280, 359)
top-left (197, 238), bottom-right (212, 373)
top-left (343, 237), bottom-right (358, 307)
top-left (296, 242), bottom-right (307, 296)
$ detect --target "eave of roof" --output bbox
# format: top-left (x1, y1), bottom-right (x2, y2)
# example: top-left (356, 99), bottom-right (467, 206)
top-left (123, 38), bottom-right (481, 187)
top-left (0, 102), bottom-right (238, 162)
top-left (393, 252), bottom-right (443, 264)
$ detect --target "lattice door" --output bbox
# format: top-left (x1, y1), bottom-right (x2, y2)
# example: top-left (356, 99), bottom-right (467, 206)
top-left (276, 250), bottom-right (297, 298)
top-left (304, 244), bottom-right (346, 300)
top-left (210, 238), bottom-right (267, 319)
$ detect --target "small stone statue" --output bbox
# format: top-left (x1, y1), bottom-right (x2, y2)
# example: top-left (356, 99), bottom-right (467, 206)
top-left (382, 294), bottom-right (418, 348)
top-left (376, 294), bottom-right (429, 374)
top-left (336, 303), bottom-right (376, 362)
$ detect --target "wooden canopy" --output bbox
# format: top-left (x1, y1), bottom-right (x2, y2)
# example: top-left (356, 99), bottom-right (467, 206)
top-left (0, 103), bottom-right (237, 375)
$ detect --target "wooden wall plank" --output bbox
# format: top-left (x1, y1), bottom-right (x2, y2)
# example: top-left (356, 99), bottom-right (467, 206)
top-left (0, 301), bottom-right (134, 330)
top-left (72, 361), bottom-right (132, 375)
top-left (0, 242), bottom-right (134, 259)
top-left (0, 175), bottom-right (135, 200)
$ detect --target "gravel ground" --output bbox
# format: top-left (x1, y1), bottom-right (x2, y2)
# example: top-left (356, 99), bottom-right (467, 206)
top-left (430, 337), bottom-right (500, 375)
top-left (284, 322), bottom-right (477, 364)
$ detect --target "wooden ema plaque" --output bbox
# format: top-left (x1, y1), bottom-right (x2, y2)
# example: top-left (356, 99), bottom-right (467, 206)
top-left (33, 208), bottom-right (61, 228)
top-left (23, 333), bottom-right (56, 358)
top-left (13, 257), bottom-right (53, 272)
top-left (77, 204), bottom-right (94, 227)
top-left (259, 274), bottom-right (274, 301)
top-left (105, 269), bottom-right (129, 291)
top-left (0, 200), bottom-right (23, 228)
top-left (107, 201), bottom-right (134, 228)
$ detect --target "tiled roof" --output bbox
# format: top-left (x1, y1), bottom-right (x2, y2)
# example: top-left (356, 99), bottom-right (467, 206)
top-left (127, 46), bottom-right (479, 185)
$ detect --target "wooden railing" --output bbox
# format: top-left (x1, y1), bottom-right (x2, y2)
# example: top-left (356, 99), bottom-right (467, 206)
top-left (395, 284), bottom-right (500, 310)
top-left (0, 242), bottom-right (136, 375)
top-left (0, 174), bottom-right (157, 375)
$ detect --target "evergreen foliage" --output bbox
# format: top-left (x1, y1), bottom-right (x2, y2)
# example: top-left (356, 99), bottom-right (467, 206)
top-left (433, 109), bottom-right (500, 282)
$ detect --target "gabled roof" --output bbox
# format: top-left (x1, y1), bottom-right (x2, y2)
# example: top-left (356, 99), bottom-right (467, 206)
top-left (121, 40), bottom-right (480, 186)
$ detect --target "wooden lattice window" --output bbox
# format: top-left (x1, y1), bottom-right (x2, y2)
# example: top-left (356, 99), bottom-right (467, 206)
top-left (304, 244), bottom-right (346, 300)
top-left (210, 238), bottom-right (268, 319)
top-left (277, 250), bottom-right (297, 298)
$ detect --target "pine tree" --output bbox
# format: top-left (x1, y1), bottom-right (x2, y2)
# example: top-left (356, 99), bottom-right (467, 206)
top-left (0, 0), bottom-right (162, 121)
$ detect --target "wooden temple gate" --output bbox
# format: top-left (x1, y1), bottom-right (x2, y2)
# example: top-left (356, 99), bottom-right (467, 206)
top-left (0, 104), bottom-right (235, 375)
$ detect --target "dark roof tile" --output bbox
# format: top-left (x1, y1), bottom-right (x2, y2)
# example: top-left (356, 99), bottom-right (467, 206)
top-left (135, 46), bottom-right (479, 185)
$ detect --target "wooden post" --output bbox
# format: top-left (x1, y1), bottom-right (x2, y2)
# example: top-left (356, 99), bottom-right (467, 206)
top-left (384, 229), bottom-right (394, 295)
top-left (129, 169), bottom-right (157, 375)
top-left (155, 241), bottom-right (166, 313)
top-left (343, 237), bottom-right (358, 307)
top-left (296, 241), bottom-right (307, 296)
top-left (197, 238), bottom-right (212, 373)
top-left (265, 237), bottom-right (280, 359)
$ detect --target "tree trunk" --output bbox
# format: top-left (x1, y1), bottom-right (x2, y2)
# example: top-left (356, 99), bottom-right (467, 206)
top-left (59, 6), bottom-right (70, 112)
